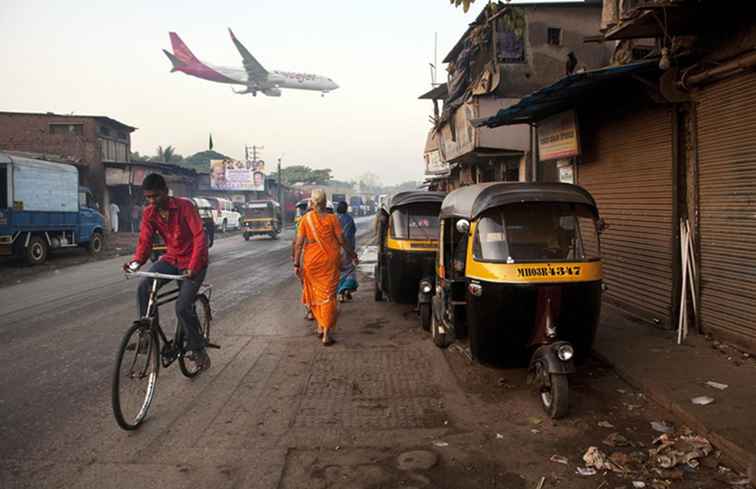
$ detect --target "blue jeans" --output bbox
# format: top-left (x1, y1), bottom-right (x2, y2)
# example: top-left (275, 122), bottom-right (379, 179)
top-left (137, 261), bottom-right (207, 352)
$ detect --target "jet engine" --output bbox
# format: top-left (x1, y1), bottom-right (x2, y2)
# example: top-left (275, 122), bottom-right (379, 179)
top-left (262, 87), bottom-right (282, 97)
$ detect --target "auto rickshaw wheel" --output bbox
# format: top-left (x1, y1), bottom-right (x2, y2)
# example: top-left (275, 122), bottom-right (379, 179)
top-left (373, 266), bottom-right (384, 302)
top-left (419, 302), bottom-right (431, 331)
top-left (538, 369), bottom-right (569, 419)
top-left (431, 313), bottom-right (451, 349)
top-left (243, 233), bottom-right (250, 241)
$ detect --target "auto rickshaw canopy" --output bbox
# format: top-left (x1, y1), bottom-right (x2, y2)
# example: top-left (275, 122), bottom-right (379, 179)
top-left (382, 191), bottom-right (446, 214)
top-left (439, 182), bottom-right (598, 220)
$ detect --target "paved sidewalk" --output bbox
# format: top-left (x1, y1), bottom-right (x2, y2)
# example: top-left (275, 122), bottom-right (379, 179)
top-left (594, 303), bottom-right (756, 474)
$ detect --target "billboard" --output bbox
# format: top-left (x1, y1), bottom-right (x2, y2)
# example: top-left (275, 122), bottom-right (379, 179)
top-left (210, 158), bottom-right (265, 191)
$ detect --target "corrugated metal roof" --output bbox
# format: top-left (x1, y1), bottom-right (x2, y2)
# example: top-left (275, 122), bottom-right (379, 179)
top-left (474, 60), bottom-right (660, 128)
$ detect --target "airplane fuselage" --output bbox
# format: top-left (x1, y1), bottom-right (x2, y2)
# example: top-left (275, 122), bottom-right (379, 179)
top-left (191, 63), bottom-right (336, 92)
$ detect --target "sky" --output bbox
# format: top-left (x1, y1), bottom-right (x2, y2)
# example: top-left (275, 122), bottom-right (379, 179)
top-left (0, 0), bottom-right (563, 185)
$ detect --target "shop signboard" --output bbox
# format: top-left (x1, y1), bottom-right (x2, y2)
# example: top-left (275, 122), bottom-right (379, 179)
top-left (538, 110), bottom-right (580, 161)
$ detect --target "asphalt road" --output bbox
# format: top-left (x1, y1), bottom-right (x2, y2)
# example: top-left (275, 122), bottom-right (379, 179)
top-left (0, 215), bottom-right (734, 489)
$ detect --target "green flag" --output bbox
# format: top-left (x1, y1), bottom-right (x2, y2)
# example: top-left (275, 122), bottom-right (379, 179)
top-left (209, 133), bottom-right (214, 150)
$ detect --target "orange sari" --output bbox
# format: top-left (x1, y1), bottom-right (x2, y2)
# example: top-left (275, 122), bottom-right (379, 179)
top-left (299, 211), bottom-right (343, 331)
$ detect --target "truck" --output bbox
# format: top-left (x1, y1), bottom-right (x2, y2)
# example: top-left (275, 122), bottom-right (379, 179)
top-left (0, 152), bottom-right (106, 265)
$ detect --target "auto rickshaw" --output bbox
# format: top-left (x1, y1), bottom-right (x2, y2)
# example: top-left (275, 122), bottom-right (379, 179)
top-left (431, 182), bottom-right (604, 418)
top-left (294, 199), bottom-right (309, 227)
top-left (374, 191), bottom-right (445, 330)
top-left (242, 200), bottom-right (282, 240)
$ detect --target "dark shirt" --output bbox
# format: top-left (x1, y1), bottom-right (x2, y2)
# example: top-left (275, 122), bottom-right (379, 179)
top-left (133, 197), bottom-right (208, 273)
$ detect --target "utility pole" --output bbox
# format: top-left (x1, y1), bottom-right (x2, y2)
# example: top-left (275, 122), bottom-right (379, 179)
top-left (244, 145), bottom-right (264, 164)
top-left (277, 156), bottom-right (284, 226)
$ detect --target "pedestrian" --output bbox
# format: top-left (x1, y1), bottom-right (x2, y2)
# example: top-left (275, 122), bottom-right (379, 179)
top-left (335, 201), bottom-right (358, 302)
top-left (131, 203), bottom-right (142, 233)
top-left (293, 200), bottom-right (314, 320)
top-left (293, 189), bottom-right (358, 346)
top-left (110, 202), bottom-right (121, 233)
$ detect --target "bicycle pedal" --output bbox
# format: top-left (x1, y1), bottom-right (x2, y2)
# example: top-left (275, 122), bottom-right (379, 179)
top-left (207, 343), bottom-right (221, 349)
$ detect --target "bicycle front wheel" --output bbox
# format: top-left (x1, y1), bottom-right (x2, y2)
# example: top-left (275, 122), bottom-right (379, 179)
top-left (178, 294), bottom-right (212, 378)
top-left (112, 322), bottom-right (159, 430)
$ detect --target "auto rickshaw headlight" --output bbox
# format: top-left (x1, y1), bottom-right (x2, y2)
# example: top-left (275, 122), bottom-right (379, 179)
top-left (557, 344), bottom-right (574, 361)
top-left (420, 280), bottom-right (433, 294)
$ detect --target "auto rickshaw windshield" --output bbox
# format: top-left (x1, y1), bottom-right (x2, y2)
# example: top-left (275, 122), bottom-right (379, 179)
top-left (390, 204), bottom-right (440, 241)
top-left (245, 203), bottom-right (272, 219)
top-left (472, 202), bottom-right (600, 263)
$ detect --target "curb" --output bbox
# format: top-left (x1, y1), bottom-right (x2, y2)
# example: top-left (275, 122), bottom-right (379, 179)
top-left (592, 348), bottom-right (754, 473)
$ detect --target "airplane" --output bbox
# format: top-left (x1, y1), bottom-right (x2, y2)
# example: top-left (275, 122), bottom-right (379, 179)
top-left (162, 29), bottom-right (339, 97)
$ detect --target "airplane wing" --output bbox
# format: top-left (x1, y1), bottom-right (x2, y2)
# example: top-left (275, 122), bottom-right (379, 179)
top-left (228, 28), bottom-right (268, 81)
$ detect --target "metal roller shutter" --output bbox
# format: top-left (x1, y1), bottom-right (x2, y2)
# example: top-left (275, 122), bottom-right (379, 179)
top-left (696, 72), bottom-right (756, 349)
top-left (578, 106), bottom-right (675, 326)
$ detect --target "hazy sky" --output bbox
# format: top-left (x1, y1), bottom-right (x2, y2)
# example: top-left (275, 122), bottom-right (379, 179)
top-left (0, 0), bottom-right (558, 185)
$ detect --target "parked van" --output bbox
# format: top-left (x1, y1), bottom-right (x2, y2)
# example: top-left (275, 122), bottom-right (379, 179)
top-left (203, 197), bottom-right (241, 232)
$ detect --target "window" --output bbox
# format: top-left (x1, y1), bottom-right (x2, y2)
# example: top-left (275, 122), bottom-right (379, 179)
top-left (547, 27), bottom-right (562, 46)
top-left (49, 124), bottom-right (83, 136)
top-left (99, 126), bottom-right (111, 136)
top-left (390, 205), bottom-right (440, 240)
top-left (473, 203), bottom-right (600, 263)
top-left (0, 165), bottom-right (7, 208)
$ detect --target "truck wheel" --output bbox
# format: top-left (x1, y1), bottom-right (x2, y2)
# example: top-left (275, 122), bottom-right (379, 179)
top-left (88, 232), bottom-right (104, 255)
top-left (26, 236), bottom-right (48, 265)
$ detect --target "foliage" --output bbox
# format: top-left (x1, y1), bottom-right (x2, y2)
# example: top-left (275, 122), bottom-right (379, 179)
top-left (156, 145), bottom-right (183, 164)
top-left (129, 151), bottom-right (148, 161)
top-left (179, 150), bottom-right (232, 172)
top-left (279, 165), bottom-right (332, 185)
top-left (357, 172), bottom-right (382, 193)
top-left (449, 0), bottom-right (477, 13)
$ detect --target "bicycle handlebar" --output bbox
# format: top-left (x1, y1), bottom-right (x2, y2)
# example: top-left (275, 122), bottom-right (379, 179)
top-left (125, 271), bottom-right (186, 281)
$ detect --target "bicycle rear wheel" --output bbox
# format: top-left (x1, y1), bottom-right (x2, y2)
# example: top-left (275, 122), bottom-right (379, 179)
top-left (178, 294), bottom-right (212, 378)
top-left (112, 322), bottom-right (159, 430)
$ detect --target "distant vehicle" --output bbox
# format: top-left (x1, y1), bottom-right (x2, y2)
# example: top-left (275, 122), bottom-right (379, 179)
top-left (202, 197), bottom-right (241, 232)
top-left (241, 200), bottom-right (281, 240)
top-left (349, 196), bottom-right (365, 216)
top-left (0, 152), bottom-right (105, 265)
top-left (163, 30), bottom-right (339, 97)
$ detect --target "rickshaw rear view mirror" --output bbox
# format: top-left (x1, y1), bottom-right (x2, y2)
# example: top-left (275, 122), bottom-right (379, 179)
top-left (456, 219), bottom-right (470, 234)
top-left (597, 218), bottom-right (609, 234)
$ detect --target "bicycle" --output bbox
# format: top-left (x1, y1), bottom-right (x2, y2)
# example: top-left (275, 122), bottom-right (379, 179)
top-left (111, 270), bottom-right (218, 431)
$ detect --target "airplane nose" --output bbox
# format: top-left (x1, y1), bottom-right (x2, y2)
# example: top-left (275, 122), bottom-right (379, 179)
top-left (332, 81), bottom-right (340, 90)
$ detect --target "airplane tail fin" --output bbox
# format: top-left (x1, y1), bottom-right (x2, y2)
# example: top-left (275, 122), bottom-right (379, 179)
top-left (163, 49), bottom-right (184, 72)
top-left (169, 32), bottom-right (200, 64)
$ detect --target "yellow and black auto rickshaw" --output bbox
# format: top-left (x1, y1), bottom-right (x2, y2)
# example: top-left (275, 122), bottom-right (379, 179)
top-left (431, 182), bottom-right (604, 418)
top-left (374, 191), bottom-right (445, 330)
top-left (241, 200), bottom-right (282, 240)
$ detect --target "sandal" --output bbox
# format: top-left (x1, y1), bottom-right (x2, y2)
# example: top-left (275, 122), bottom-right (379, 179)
top-left (322, 336), bottom-right (335, 346)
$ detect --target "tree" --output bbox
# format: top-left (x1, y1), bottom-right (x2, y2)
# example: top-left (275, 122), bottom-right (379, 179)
top-left (129, 151), bottom-right (148, 162)
top-left (357, 172), bottom-right (382, 193)
top-left (156, 145), bottom-right (183, 164)
top-left (280, 165), bottom-right (332, 185)
top-left (180, 150), bottom-right (231, 172)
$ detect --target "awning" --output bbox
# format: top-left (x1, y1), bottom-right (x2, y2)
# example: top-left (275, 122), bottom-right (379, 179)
top-left (418, 83), bottom-right (448, 100)
top-left (474, 60), bottom-right (660, 128)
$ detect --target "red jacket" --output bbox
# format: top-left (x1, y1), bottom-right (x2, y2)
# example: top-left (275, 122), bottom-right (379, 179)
top-left (133, 197), bottom-right (208, 273)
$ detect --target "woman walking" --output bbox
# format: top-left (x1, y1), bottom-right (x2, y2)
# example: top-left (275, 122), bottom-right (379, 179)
top-left (294, 190), bottom-right (358, 345)
top-left (336, 201), bottom-right (358, 302)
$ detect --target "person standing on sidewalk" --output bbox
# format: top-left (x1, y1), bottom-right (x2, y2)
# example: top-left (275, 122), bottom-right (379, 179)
top-left (293, 190), bottom-right (358, 346)
top-left (335, 201), bottom-right (358, 302)
top-left (122, 173), bottom-right (211, 369)
top-left (130, 203), bottom-right (142, 233)
top-left (110, 202), bottom-right (121, 233)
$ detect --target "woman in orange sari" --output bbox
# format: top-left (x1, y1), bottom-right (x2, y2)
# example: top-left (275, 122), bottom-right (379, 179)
top-left (294, 190), bottom-right (358, 345)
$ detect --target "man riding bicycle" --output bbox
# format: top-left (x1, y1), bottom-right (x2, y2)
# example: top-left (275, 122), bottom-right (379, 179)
top-left (122, 173), bottom-right (211, 370)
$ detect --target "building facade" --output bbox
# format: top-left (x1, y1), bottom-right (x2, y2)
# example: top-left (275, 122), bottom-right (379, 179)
top-left (422, 0), bottom-right (610, 189)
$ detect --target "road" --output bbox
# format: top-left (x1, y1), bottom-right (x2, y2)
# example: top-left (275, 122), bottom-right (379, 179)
top-left (0, 216), bottom-right (730, 489)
